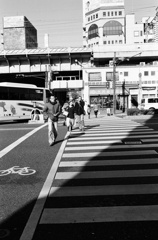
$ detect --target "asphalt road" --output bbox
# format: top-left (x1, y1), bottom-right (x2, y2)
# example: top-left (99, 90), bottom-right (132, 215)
top-left (0, 120), bottom-right (67, 239)
top-left (1, 114), bottom-right (158, 240)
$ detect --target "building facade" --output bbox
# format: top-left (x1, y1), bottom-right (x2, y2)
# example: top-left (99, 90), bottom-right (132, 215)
top-left (83, 0), bottom-right (125, 47)
top-left (2, 16), bottom-right (38, 50)
top-left (82, 0), bottom-right (157, 47)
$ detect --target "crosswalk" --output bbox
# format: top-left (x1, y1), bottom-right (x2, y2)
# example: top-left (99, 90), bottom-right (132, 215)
top-left (35, 117), bottom-right (158, 239)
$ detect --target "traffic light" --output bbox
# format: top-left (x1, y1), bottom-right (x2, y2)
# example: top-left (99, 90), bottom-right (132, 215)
top-left (90, 51), bottom-right (94, 66)
top-left (106, 81), bottom-right (110, 89)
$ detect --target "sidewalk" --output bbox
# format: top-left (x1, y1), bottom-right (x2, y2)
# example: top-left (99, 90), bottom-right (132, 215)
top-left (97, 109), bottom-right (155, 120)
top-left (58, 109), bottom-right (155, 126)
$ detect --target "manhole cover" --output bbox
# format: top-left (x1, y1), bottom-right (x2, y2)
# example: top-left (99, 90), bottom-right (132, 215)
top-left (123, 140), bottom-right (142, 145)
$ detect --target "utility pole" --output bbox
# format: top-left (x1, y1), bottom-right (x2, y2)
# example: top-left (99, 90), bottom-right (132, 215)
top-left (138, 72), bottom-right (142, 108)
top-left (45, 65), bottom-right (48, 89)
top-left (113, 52), bottom-right (116, 115)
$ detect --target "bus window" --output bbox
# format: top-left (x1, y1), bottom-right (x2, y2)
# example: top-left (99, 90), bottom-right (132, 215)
top-left (9, 87), bottom-right (19, 100)
top-left (29, 89), bottom-right (43, 101)
top-left (0, 87), bottom-right (8, 100)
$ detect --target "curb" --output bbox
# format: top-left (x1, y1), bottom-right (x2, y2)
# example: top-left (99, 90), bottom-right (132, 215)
top-left (118, 115), bottom-right (154, 120)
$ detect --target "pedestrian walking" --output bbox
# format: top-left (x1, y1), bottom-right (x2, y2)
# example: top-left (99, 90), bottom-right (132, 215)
top-left (64, 100), bottom-right (75, 132)
top-left (93, 102), bottom-right (99, 118)
top-left (106, 101), bottom-right (111, 116)
top-left (87, 104), bottom-right (91, 119)
top-left (62, 98), bottom-right (69, 126)
top-left (74, 96), bottom-right (85, 131)
top-left (43, 95), bottom-right (61, 146)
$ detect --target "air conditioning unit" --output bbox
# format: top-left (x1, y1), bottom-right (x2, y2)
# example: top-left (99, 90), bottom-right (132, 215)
top-left (153, 61), bottom-right (158, 66)
top-left (140, 62), bottom-right (145, 66)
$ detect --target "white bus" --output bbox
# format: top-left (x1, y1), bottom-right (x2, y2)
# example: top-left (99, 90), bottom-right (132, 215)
top-left (0, 82), bottom-right (50, 121)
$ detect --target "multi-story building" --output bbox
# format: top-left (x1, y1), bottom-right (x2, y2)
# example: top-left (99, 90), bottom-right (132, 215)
top-left (2, 16), bottom-right (38, 50)
top-left (83, 0), bottom-right (125, 47)
top-left (82, 0), bottom-right (157, 47)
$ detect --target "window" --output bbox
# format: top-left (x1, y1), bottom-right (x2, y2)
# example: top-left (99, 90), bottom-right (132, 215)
top-left (93, 15), bottom-right (95, 19)
top-left (151, 71), bottom-right (155, 76)
top-left (115, 40), bottom-right (118, 44)
top-left (103, 12), bottom-right (106, 16)
top-left (0, 87), bottom-right (9, 100)
top-left (124, 72), bottom-right (128, 77)
top-left (0, 87), bottom-right (43, 101)
top-left (119, 11), bottom-right (122, 15)
top-left (119, 40), bottom-right (122, 44)
top-left (63, 77), bottom-right (70, 80)
top-left (29, 89), bottom-right (43, 101)
top-left (112, 40), bottom-right (114, 44)
top-left (88, 24), bottom-right (99, 39)
top-left (108, 12), bottom-right (110, 16)
top-left (103, 41), bottom-right (107, 44)
top-left (88, 17), bottom-right (90, 21)
top-left (111, 12), bottom-right (113, 16)
top-left (89, 72), bottom-right (102, 81)
top-left (103, 21), bottom-right (122, 36)
top-left (106, 72), bottom-right (119, 81)
top-left (96, 13), bottom-right (98, 18)
top-left (134, 31), bottom-right (139, 37)
top-left (149, 95), bottom-right (156, 98)
top-left (144, 71), bottom-right (149, 76)
top-left (108, 41), bottom-right (110, 44)
top-left (115, 11), bottom-right (117, 16)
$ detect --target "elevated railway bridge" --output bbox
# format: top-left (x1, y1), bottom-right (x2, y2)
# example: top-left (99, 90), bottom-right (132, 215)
top-left (0, 44), bottom-right (158, 106)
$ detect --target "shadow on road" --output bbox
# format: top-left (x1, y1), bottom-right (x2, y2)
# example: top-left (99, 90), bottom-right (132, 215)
top-left (1, 114), bottom-right (158, 240)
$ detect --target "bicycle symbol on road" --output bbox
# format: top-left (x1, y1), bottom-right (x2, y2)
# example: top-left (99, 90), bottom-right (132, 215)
top-left (0, 166), bottom-right (36, 176)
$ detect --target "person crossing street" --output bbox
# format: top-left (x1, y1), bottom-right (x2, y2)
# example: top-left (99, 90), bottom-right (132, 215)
top-left (74, 96), bottom-right (85, 132)
top-left (43, 95), bottom-right (61, 146)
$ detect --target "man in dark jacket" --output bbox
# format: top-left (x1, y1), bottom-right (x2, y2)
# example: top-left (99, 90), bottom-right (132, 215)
top-left (74, 96), bottom-right (85, 131)
top-left (43, 95), bottom-right (61, 146)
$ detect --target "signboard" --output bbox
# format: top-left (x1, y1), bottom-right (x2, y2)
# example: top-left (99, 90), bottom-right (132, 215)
top-left (142, 87), bottom-right (156, 91)
top-left (89, 72), bottom-right (102, 81)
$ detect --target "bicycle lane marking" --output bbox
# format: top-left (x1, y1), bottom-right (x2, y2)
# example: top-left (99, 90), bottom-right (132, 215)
top-left (19, 131), bottom-right (70, 240)
top-left (0, 123), bottom-right (48, 159)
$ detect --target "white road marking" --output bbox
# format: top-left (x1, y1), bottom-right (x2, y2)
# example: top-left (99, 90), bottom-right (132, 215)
top-left (71, 131), bottom-right (158, 136)
top-left (55, 168), bottom-right (158, 179)
top-left (65, 143), bottom-right (158, 151)
top-left (62, 150), bottom-right (157, 158)
top-left (0, 123), bottom-right (47, 159)
top-left (67, 140), bottom-right (122, 145)
top-left (68, 135), bottom-right (158, 140)
top-left (73, 129), bottom-right (153, 133)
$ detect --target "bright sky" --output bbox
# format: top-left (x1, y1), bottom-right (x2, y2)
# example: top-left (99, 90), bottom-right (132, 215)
top-left (0, 0), bottom-right (157, 49)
